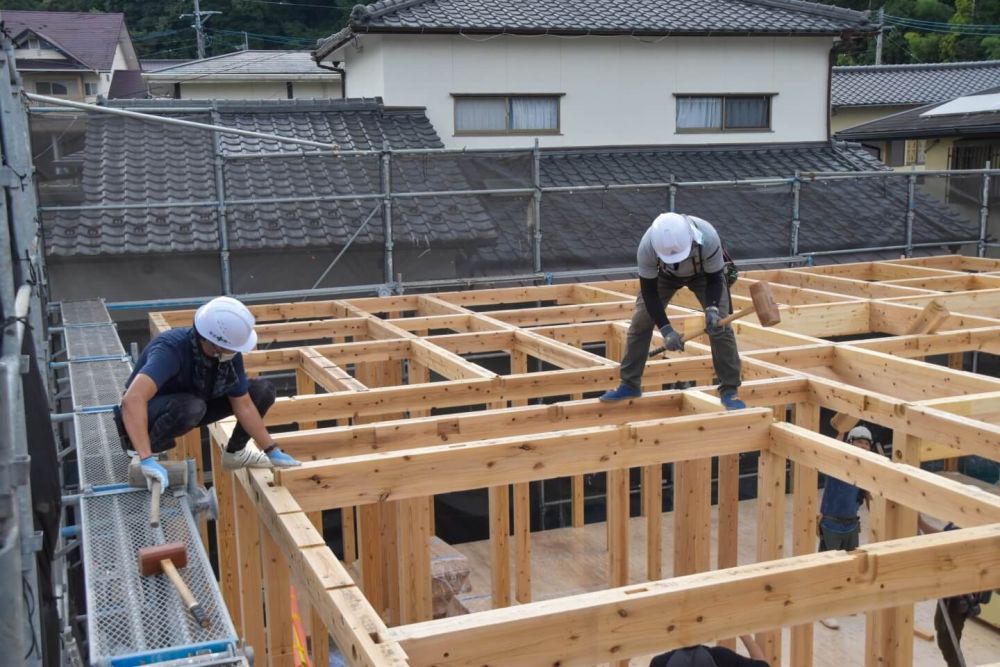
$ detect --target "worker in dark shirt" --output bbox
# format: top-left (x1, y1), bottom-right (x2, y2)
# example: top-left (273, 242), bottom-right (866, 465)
top-left (115, 296), bottom-right (300, 492)
top-left (649, 635), bottom-right (769, 666)
top-left (817, 425), bottom-right (873, 629)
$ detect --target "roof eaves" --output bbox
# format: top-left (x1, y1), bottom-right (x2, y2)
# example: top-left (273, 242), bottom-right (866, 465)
top-left (833, 59), bottom-right (1000, 73)
top-left (313, 26), bottom-right (355, 62)
top-left (12, 27), bottom-right (94, 70)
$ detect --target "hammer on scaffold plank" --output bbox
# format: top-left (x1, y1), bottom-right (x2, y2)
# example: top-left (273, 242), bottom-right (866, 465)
top-left (128, 458), bottom-right (188, 528)
top-left (137, 542), bottom-right (211, 628)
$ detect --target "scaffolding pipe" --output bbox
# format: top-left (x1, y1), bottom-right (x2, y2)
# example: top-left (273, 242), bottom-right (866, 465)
top-left (381, 152), bottom-right (393, 285)
top-left (980, 161), bottom-right (991, 259)
top-left (800, 168), bottom-right (1000, 179)
top-left (790, 171), bottom-right (801, 257)
top-left (210, 107), bottom-right (233, 294)
top-left (532, 139), bottom-right (542, 273)
top-left (802, 239), bottom-right (980, 258)
top-left (668, 174), bottom-right (676, 212)
top-left (24, 92), bottom-right (344, 151)
top-left (905, 174), bottom-right (916, 258)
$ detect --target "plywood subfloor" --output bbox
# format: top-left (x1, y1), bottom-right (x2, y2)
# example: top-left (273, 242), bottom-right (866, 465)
top-left (452, 495), bottom-right (1000, 667)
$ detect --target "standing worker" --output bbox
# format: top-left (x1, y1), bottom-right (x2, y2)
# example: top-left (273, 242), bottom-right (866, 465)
top-left (817, 425), bottom-right (874, 630)
top-left (115, 296), bottom-right (301, 492)
top-left (600, 212), bottom-right (744, 409)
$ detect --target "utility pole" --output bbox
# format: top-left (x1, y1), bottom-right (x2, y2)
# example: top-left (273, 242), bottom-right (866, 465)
top-left (180, 0), bottom-right (221, 60)
top-left (875, 6), bottom-right (884, 66)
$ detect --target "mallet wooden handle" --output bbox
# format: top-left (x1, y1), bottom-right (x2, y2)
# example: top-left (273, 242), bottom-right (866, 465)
top-left (160, 558), bottom-right (210, 628)
top-left (150, 480), bottom-right (161, 528)
top-left (648, 305), bottom-right (755, 357)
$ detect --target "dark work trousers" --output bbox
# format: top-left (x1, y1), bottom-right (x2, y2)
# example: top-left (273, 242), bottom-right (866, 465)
top-left (934, 600), bottom-right (968, 667)
top-left (618, 272), bottom-right (741, 393)
top-left (818, 523), bottom-right (860, 552)
top-left (117, 378), bottom-right (276, 454)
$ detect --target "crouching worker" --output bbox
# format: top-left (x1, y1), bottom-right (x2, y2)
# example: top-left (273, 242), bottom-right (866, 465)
top-left (115, 296), bottom-right (300, 491)
top-left (649, 634), bottom-right (769, 666)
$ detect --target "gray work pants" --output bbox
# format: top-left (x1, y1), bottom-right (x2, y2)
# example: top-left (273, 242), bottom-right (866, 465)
top-left (618, 273), bottom-right (741, 393)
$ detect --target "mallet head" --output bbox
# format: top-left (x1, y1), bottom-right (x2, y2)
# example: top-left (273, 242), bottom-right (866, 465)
top-left (748, 281), bottom-right (781, 327)
top-left (137, 542), bottom-right (188, 576)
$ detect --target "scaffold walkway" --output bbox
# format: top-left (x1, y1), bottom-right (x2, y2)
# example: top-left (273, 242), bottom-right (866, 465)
top-left (61, 299), bottom-right (244, 667)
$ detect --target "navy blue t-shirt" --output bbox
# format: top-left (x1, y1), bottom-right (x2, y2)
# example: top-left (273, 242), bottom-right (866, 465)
top-left (128, 327), bottom-right (249, 398)
top-left (819, 476), bottom-right (863, 534)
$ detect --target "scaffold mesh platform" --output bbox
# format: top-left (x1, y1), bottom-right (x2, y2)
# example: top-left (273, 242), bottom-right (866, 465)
top-left (65, 323), bottom-right (125, 361)
top-left (75, 412), bottom-right (131, 490)
top-left (70, 359), bottom-right (133, 410)
top-left (61, 299), bottom-right (113, 325)
top-left (80, 490), bottom-right (237, 666)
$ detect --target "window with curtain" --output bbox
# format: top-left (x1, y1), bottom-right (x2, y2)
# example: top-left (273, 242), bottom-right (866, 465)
top-left (35, 81), bottom-right (69, 96)
top-left (676, 95), bottom-right (772, 132)
top-left (454, 95), bottom-right (560, 134)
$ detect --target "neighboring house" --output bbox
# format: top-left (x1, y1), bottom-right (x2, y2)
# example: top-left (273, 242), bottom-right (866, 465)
top-left (1, 10), bottom-right (141, 102)
top-left (835, 86), bottom-right (1000, 243)
top-left (143, 51), bottom-right (342, 101)
top-left (832, 60), bottom-right (1000, 167)
top-left (141, 59), bottom-right (189, 73)
top-left (313, 0), bottom-right (874, 149)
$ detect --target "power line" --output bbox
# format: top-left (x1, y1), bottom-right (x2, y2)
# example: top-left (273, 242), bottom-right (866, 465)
top-left (180, 0), bottom-right (223, 59)
top-left (239, 0), bottom-right (342, 9)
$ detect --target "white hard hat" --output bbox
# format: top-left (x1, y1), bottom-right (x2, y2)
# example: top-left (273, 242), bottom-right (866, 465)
top-left (847, 425), bottom-right (873, 442)
top-left (649, 213), bottom-right (703, 265)
top-left (193, 296), bottom-right (257, 353)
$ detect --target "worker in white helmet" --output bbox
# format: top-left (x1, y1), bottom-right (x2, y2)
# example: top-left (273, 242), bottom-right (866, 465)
top-left (817, 424), bottom-right (874, 630)
top-left (115, 296), bottom-right (300, 492)
top-left (600, 212), bottom-right (744, 409)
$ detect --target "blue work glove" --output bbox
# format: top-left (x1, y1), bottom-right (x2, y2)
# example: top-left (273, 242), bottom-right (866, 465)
top-left (266, 446), bottom-right (301, 469)
top-left (660, 325), bottom-right (684, 352)
top-left (139, 456), bottom-right (169, 493)
top-left (704, 306), bottom-right (723, 335)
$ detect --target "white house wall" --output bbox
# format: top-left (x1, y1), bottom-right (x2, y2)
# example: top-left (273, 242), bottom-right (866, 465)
top-left (345, 34), bottom-right (834, 148)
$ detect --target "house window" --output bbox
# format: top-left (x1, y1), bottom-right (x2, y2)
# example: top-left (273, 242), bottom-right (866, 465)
top-left (84, 82), bottom-right (98, 96)
top-left (904, 139), bottom-right (926, 166)
top-left (35, 81), bottom-right (70, 96)
top-left (676, 95), bottom-right (772, 132)
top-left (453, 95), bottom-right (560, 135)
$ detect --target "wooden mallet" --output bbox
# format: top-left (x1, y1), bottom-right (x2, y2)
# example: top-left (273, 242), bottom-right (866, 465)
top-left (649, 281), bottom-right (781, 356)
top-left (137, 542), bottom-right (211, 628)
top-left (128, 459), bottom-right (188, 528)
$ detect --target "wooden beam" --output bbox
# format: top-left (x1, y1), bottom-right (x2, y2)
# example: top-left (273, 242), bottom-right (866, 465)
top-left (300, 348), bottom-right (369, 393)
top-left (769, 423), bottom-right (1000, 526)
top-left (385, 526), bottom-right (1000, 667)
top-left (275, 409), bottom-right (773, 512)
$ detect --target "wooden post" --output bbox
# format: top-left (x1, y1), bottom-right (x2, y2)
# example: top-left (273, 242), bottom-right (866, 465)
top-left (642, 463), bottom-right (662, 581)
top-left (261, 519), bottom-right (295, 667)
top-left (383, 500), bottom-right (401, 626)
top-left (489, 484), bottom-right (511, 608)
top-left (359, 503), bottom-right (388, 620)
top-left (756, 448), bottom-right (786, 667)
top-left (308, 511), bottom-right (329, 667)
top-left (790, 402), bottom-right (819, 666)
top-left (509, 352), bottom-right (532, 604)
top-left (234, 475), bottom-right (265, 657)
top-left (607, 468), bottom-right (629, 587)
top-left (341, 506), bottom-right (357, 565)
top-left (571, 393), bottom-right (586, 529)
top-left (673, 459), bottom-right (711, 577)
top-left (866, 432), bottom-right (919, 666)
top-left (398, 496), bottom-right (433, 623)
top-left (208, 434), bottom-right (240, 629)
top-left (295, 368), bottom-right (318, 430)
top-left (716, 453), bottom-right (740, 652)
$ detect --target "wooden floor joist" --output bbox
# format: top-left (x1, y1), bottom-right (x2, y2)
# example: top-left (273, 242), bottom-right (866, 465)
top-left (156, 255), bottom-right (1000, 667)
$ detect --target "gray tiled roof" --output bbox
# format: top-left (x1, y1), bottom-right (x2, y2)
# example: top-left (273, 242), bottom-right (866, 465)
top-left (462, 142), bottom-right (974, 272)
top-left (42, 99), bottom-right (497, 256)
top-left (836, 86), bottom-right (1000, 140)
top-left (832, 60), bottom-right (1000, 108)
top-left (2, 10), bottom-right (125, 71)
top-left (316, 0), bottom-right (873, 59)
top-left (144, 51), bottom-right (330, 78)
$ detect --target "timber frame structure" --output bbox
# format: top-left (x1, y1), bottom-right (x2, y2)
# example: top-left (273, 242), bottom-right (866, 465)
top-left (151, 255), bottom-right (1000, 667)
